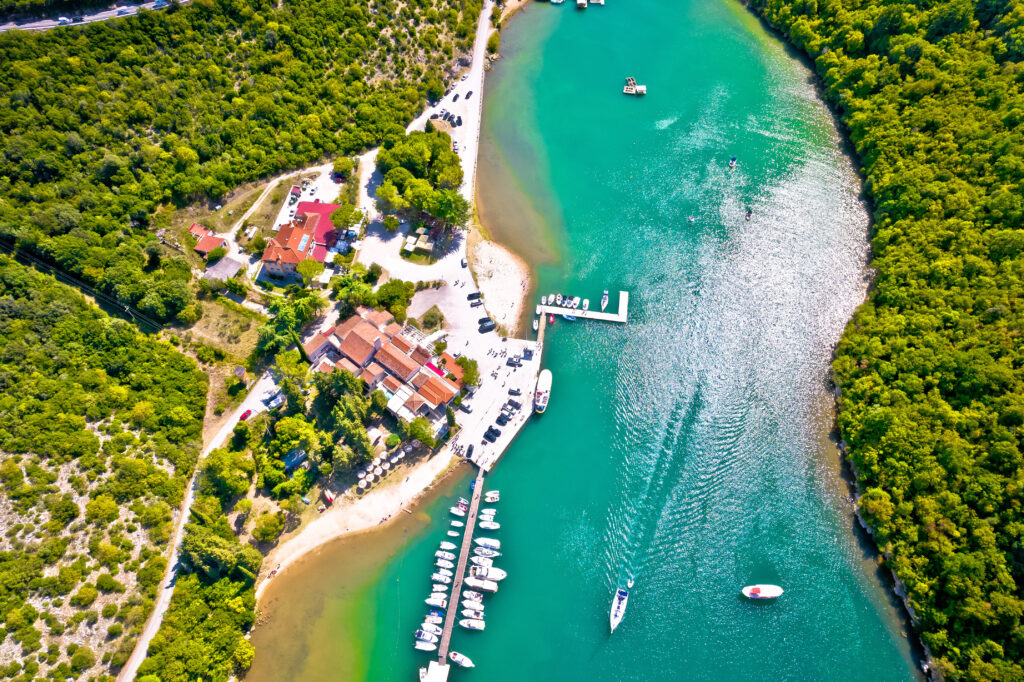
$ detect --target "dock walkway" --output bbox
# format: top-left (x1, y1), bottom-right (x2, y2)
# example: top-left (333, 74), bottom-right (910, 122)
top-left (538, 291), bottom-right (629, 323)
top-left (437, 469), bottom-right (486, 667)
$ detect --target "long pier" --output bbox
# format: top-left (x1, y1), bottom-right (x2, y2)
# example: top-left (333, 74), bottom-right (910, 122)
top-left (537, 290), bottom-right (629, 323)
top-left (436, 469), bottom-right (486, 668)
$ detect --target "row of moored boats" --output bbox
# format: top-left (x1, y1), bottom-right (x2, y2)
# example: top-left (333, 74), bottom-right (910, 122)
top-left (414, 488), bottom-right (504, 670)
top-left (533, 289), bottom-right (609, 331)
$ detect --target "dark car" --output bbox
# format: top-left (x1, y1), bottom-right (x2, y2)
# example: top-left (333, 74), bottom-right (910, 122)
top-left (505, 358), bottom-right (517, 367)
top-left (508, 399), bottom-right (522, 410)
top-left (239, 409), bottom-right (252, 421)
top-left (509, 388), bottom-right (522, 396)
top-left (456, 116), bottom-right (463, 127)
top-left (466, 91), bottom-right (473, 99)
top-left (479, 321), bottom-right (496, 333)
top-left (453, 93), bottom-right (460, 102)
top-left (478, 317), bottom-right (492, 325)
top-left (466, 444), bottom-right (475, 459)
top-left (496, 414), bottom-right (510, 426)
top-left (483, 430), bottom-right (497, 443)
top-left (467, 292), bottom-right (481, 300)
top-left (470, 300), bottom-right (483, 308)
top-left (430, 113), bottom-right (439, 119)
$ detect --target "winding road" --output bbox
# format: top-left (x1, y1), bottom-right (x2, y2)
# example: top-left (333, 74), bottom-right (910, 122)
top-left (0, 0), bottom-right (190, 33)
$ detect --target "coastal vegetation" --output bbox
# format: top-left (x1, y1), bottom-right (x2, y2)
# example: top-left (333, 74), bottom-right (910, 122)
top-left (0, 257), bottom-right (207, 680)
top-left (752, 0), bottom-right (1024, 676)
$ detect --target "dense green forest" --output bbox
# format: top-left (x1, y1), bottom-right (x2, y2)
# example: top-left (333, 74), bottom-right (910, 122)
top-left (0, 257), bottom-right (207, 681)
top-left (0, 0), bottom-right (480, 322)
top-left (751, 0), bottom-right (1024, 677)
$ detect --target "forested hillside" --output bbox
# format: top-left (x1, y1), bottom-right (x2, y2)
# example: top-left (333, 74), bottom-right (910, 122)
top-left (0, 257), bottom-right (207, 680)
top-left (750, 0), bottom-right (1024, 677)
top-left (0, 0), bottom-right (480, 322)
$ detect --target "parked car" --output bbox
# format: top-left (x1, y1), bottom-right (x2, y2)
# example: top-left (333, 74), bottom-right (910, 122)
top-left (453, 94), bottom-right (460, 102)
top-left (239, 409), bottom-right (252, 421)
top-left (483, 431), bottom-right (497, 443)
top-left (57, 16), bottom-right (70, 24)
top-left (496, 414), bottom-right (509, 426)
top-left (466, 91), bottom-right (473, 99)
top-left (456, 116), bottom-right (463, 127)
top-left (430, 113), bottom-right (439, 119)
top-left (505, 358), bottom-right (517, 367)
top-left (267, 394), bottom-right (285, 409)
top-left (507, 399), bottom-right (522, 410)
top-left (479, 321), bottom-right (496, 333)
top-left (478, 317), bottom-right (492, 325)
top-left (509, 388), bottom-right (522, 396)
top-left (470, 300), bottom-right (483, 308)
top-left (461, 258), bottom-right (467, 268)
top-left (459, 402), bottom-right (473, 413)
top-left (467, 292), bottom-right (481, 300)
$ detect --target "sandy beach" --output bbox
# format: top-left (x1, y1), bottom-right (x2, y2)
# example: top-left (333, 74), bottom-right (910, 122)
top-left (469, 234), bottom-right (531, 335)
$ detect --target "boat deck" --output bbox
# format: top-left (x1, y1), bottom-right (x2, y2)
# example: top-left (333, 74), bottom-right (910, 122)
top-left (437, 468), bottom-right (486, 666)
top-left (538, 291), bottom-right (629, 323)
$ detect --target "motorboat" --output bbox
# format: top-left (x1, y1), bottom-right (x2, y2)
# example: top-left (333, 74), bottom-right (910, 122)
top-left (449, 651), bottom-right (475, 668)
top-left (458, 497), bottom-right (469, 506)
top-left (428, 609), bottom-right (444, 619)
top-left (470, 556), bottom-right (493, 568)
top-left (451, 520), bottom-right (464, 528)
top-left (548, 292), bottom-right (555, 303)
top-left (610, 579), bottom-right (633, 633)
top-left (463, 590), bottom-right (484, 601)
top-left (479, 521), bottom-right (500, 530)
top-left (485, 490), bottom-right (500, 502)
top-left (473, 547), bottom-right (500, 558)
top-left (470, 565), bottom-right (507, 581)
top-left (548, 313), bottom-right (555, 324)
top-left (447, 530), bottom-right (460, 537)
top-left (573, 296), bottom-right (581, 308)
top-left (450, 506), bottom-right (466, 517)
top-left (556, 294), bottom-right (563, 305)
top-left (420, 622), bottom-right (443, 636)
top-left (541, 295), bottom-right (548, 305)
top-left (462, 598), bottom-right (483, 610)
top-left (562, 313), bottom-right (576, 321)
top-left (582, 299), bottom-right (590, 311)
top-left (481, 508), bottom-right (497, 515)
top-left (464, 577), bottom-right (498, 593)
top-left (534, 369), bottom-right (552, 414)
top-left (436, 550), bottom-right (456, 561)
top-left (533, 319), bottom-right (539, 332)
top-left (601, 290), bottom-right (609, 311)
top-left (415, 630), bottom-right (439, 643)
top-left (440, 541), bottom-right (457, 551)
top-left (729, 156), bottom-right (737, 169)
top-left (430, 591), bottom-right (448, 601)
top-left (424, 614), bottom-right (444, 625)
top-left (459, 619), bottom-right (486, 631)
top-left (432, 583), bottom-right (450, 593)
top-left (414, 640), bottom-right (437, 652)
top-left (431, 573), bottom-right (452, 584)
top-left (462, 608), bottom-right (485, 619)
top-left (742, 584), bottom-right (784, 600)
top-left (473, 537), bottom-right (500, 550)
top-left (745, 208), bottom-right (752, 221)
top-left (437, 568), bottom-right (454, 577)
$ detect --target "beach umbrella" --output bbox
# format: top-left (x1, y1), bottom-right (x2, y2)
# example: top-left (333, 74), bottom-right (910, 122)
top-left (374, 466), bottom-right (383, 476)
top-left (382, 462), bottom-right (391, 471)
top-left (372, 457), bottom-right (383, 467)
top-left (357, 470), bottom-right (366, 480)
top-left (390, 456), bottom-right (399, 464)
top-left (367, 473), bottom-right (377, 482)
top-left (358, 480), bottom-right (368, 490)
top-left (396, 451), bottom-right (406, 460)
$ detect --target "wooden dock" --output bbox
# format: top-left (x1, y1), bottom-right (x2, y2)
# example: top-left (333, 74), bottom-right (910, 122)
top-left (437, 468), bottom-right (486, 667)
top-left (538, 291), bottom-right (629, 323)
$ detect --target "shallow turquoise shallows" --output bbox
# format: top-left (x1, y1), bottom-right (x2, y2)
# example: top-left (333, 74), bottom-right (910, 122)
top-left (248, 1), bottom-right (922, 679)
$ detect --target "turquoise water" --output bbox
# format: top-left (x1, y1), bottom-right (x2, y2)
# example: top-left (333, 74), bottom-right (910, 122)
top-left (248, 1), bottom-right (921, 679)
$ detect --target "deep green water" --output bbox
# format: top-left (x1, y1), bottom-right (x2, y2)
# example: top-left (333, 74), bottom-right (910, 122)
top-left (248, 1), bottom-right (921, 679)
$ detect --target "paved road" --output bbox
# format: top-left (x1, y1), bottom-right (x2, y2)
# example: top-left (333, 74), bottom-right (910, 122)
top-left (116, 371), bottom-right (279, 682)
top-left (0, 0), bottom-right (189, 32)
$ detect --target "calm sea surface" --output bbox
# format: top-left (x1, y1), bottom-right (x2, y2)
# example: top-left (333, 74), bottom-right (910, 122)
top-left (247, 1), bottom-right (919, 679)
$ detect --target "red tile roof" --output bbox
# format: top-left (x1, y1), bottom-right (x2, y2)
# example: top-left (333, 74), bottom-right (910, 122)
top-left (382, 375), bottom-right (402, 393)
top-left (194, 234), bottom-right (227, 255)
top-left (296, 202), bottom-right (342, 242)
top-left (438, 353), bottom-right (464, 383)
top-left (303, 332), bottom-right (330, 358)
top-left (364, 309), bottom-right (395, 330)
top-left (411, 345), bottom-right (433, 366)
top-left (314, 359), bottom-right (335, 373)
top-left (338, 321), bottom-right (381, 367)
top-left (390, 335), bottom-right (414, 353)
top-left (383, 322), bottom-right (404, 338)
top-left (262, 221), bottom-right (319, 265)
top-left (332, 315), bottom-right (363, 339)
top-left (189, 223), bottom-right (211, 239)
top-left (375, 342), bottom-right (420, 380)
top-left (337, 357), bottom-right (361, 375)
top-left (404, 393), bottom-right (427, 413)
top-left (416, 374), bottom-right (459, 408)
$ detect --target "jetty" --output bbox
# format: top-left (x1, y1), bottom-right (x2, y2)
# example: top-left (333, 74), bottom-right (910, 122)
top-left (623, 77), bottom-right (647, 96)
top-left (436, 469), bottom-right (487, 672)
top-left (539, 290), bottom-right (630, 323)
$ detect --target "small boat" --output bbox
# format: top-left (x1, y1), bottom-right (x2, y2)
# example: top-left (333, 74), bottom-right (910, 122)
top-left (447, 530), bottom-right (460, 537)
top-left (462, 598), bottom-right (484, 610)
top-left (478, 514), bottom-right (495, 522)
top-left (541, 295), bottom-right (548, 305)
top-left (459, 618), bottom-right (486, 631)
top-left (481, 508), bottom-right (497, 515)
top-left (573, 296), bottom-right (581, 308)
top-left (551, 0), bottom-right (564, 4)
top-left (729, 156), bottom-right (737, 169)
top-left (462, 608), bottom-right (485, 619)
top-left (458, 497), bottom-right (469, 505)
top-left (439, 542), bottom-right (456, 551)
top-left (562, 314), bottom-right (576, 321)
top-left (610, 578), bottom-right (633, 633)
top-left (436, 550), bottom-right (456, 561)
top-left (424, 614), bottom-right (444, 625)
top-left (428, 609), bottom-right (444, 619)
top-left (479, 521), bottom-right (500, 530)
top-left (449, 651), bottom-right (475, 668)
top-left (601, 290), bottom-right (609, 311)
top-left (431, 573), bottom-right (451, 584)
top-left (548, 292), bottom-right (555, 302)
top-left (533, 319), bottom-right (539, 332)
top-left (465, 577), bottom-right (499, 593)
top-left (470, 566), bottom-right (507, 581)
top-left (485, 490), bottom-right (500, 501)
top-left (473, 547), bottom-right (500, 558)
top-left (688, 215), bottom-right (696, 224)
top-left (463, 590), bottom-right (484, 601)
top-left (742, 584), bottom-right (784, 600)
top-left (450, 506), bottom-right (466, 517)
top-left (548, 313), bottom-right (555, 324)
top-left (432, 583), bottom-right (449, 593)
top-left (555, 294), bottom-right (563, 305)
top-left (576, 0), bottom-right (586, 8)
top-left (430, 591), bottom-right (449, 601)
top-left (451, 520), bottom-right (464, 528)
top-left (425, 596), bottom-right (447, 608)
top-left (473, 537), bottom-right (500, 550)
top-left (415, 630), bottom-right (439, 643)
top-left (323, 489), bottom-right (335, 504)
top-left (420, 622), bottom-right (443, 635)
top-left (414, 640), bottom-right (437, 652)
top-left (745, 209), bottom-right (752, 221)
top-left (470, 556), bottom-right (493, 568)
top-left (582, 299), bottom-right (590, 311)
top-left (437, 568), bottom-right (454, 577)
top-left (535, 368), bottom-right (551, 414)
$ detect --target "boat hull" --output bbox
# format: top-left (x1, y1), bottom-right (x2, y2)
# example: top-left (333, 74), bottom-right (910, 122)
top-left (742, 584), bottom-right (784, 599)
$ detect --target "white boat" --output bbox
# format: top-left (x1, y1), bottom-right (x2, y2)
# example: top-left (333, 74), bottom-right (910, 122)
top-left (436, 550), bottom-right (456, 561)
top-left (430, 591), bottom-right (448, 600)
top-left (535, 304), bottom-right (541, 316)
top-left (576, 0), bottom-right (586, 7)
top-left (425, 596), bottom-right (447, 608)
top-left (451, 520), bottom-right (464, 527)
top-left (437, 568), bottom-right (454, 577)
top-left (479, 521), bottom-right (500, 530)
top-left (414, 640), bottom-right (437, 652)
top-left (548, 292), bottom-right (555, 303)
top-left (601, 290), bottom-right (609, 311)
top-left (470, 565), bottom-right (507, 581)
top-left (447, 530), bottom-right (460, 537)
top-left (432, 583), bottom-right (449, 593)
top-left (449, 651), bottom-right (475, 668)
top-left (465, 577), bottom-right (498, 593)
top-left (610, 578), bottom-right (633, 633)
top-left (534, 368), bottom-right (552, 414)
top-left (573, 296), bottom-right (581, 308)
top-left (424, 614), bottom-right (443, 625)
top-left (415, 630), bottom-right (439, 643)
top-left (462, 598), bottom-right (483, 610)
top-left (473, 537), bottom-right (500, 550)
top-left (436, 558), bottom-right (454, 568)
top-left (431, 573), bottom-right (452, 584)
top-left (742, 584), bottom-right (784, 600)
top-left (481, 508), bottom-right (497, 515)
top-left (459, 618), bottom-right (486, 631)
top-left (463, 590), bottom-right (484, 601)
top-left (473, 547), bottom-right (500, 558)
top-left (478, 512), bottom-right (495, 520)
top-left (458, 497), bottom-right (469, 505)
top-left (485, 490), bottom-right (500, 501)
top-left (420, 622), bottom-right (443, 636)
top-left (541, 295), bottom-right (548, 305)
top-left (470, 556), bottom-right (493, 568)
top-left (551, 0), bottom-right (564, 4)
top-left (533, 319), bottom-right (539, 332)
top-left (439, 541), bottom-right (457, 551)
top-left (462, 608), bottom-right (485, 619)
top-left (556, 294), bottom-right (563, 305)
top-left (450, 506), bottom-right (466, 517)
top-left (582, 299), bottom-right (590, 311)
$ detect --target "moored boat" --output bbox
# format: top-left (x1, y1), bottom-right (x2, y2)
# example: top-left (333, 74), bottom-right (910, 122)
top-left (432, 583), bottom-right (449, 593)
top-left (464, 576), bottom-right (498, 593)
top-left (473, 547), bottom-right (500, 558)
top-left (470, 556), bottom-right (493, 567)
top-left (473, 537), bottom-right (500, 550)
top-left (463, 589), bottom-right (484, 601)
top-left (450, 506), bottom-right (466, 517)
top-left (601, 289), bottom-right (609, 311)
top-left (481, 508), bottom-right (497, 515)
top-left (462, 598), bottom-right (483, 610)
top-left (437, 568), bottom-right (453, 577)
top-left (582, 299), bottom-right (590, 311)
top-left (470, 565), bottom-right (507, 581)
top-left (420, 622), bottom-right (442, 635)
top-left (533, 319), bottom-right (539, 332)
top-left (541, 295), bottom-right (548, 305)
top-left (439, 541), bottom-right (457, 551)
top-left (424, 614), bottom-right (444, 625)
top-left (431, 573), bottom-right (451, 584)
top-left (462, 608), bottom-right (485, 619)
top-left (436, 550), bottom-right (456, 561)
top-left (414, 640), bottom-right (437, 652)
top-left (459, 618), bottom-right (486, 631)
top-left (562, 313), bottom-right (576, 321)
top-left (535, 304), bottom-right (541, 316)
top-left (449, 651), bottom-right (475, 668)
top-left (484, 490), bottom-right (500, 502)
top-left (742, 584), bottom-right (784, 600)
top-left (435, 558), bottom-right (454, 568)
top-left (447, 530), bottom-right (460, 537)
top-left (610, 578), bottom-right (634, 633)
top-left (548, 313), bottom-right (555, 323)
top-left (573, 296), bottom-right (581, 308)
top-left (451, 520), bottom-right (464, 527)
top-left (534, 368), bottom-right (552, 414)
top-left (479, 520), bottom-right (500, 530)
top-left (415, 629), bottom-right (439, 643)
top-left (556, 294), bottom-right (563, 305)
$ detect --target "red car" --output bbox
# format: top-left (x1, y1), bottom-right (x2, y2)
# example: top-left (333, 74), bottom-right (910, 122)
top-left (239, 409), bottom-right (252, 421)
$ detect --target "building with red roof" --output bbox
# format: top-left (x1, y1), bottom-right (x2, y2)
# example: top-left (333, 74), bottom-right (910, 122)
top-left (261, 219), bottom-right (319, 277)
top-left (194, 234), bottom-right (228, 258)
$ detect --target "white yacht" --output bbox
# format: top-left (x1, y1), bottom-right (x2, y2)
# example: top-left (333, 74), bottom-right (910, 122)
top-left (473, 547), bottom-right (500, 558)
top-left (601, 290), bottom-right (609, 311)
top-left (470, 556), bottom-right (493, 567)
top-left (420, 622), bottom-right (443, 636)
top-left (556, 294), bottom-right (563, 305)
top-left (431, 573), bottom-right (451, 584)
top-left (742, 584), bottom-right (784, 600)
top-left (534, 369), bottom-right (552, 414)
top-left (424, 614), bottom-right (444, 625)
top-left (462, 608), bottom-right (485, 619)
top-left (439, 541), bottom-right (457, 551)
top-left (425, 596), bottom-right (447, 608)
top-left (576, 0), bottom-right (587, 7)
top-left (436, 559), bottom-right (455, 569)
top-left (436, 550), bottom-right (456, 561)
top-left (414, 640), bottom-right (437, 652)
top-left (462, 598), bottom-right (484, 610)
top-left (582, 299), bottom-right (590, 311)
top-left (541, 295), bottom-right (548, 305)
top-left (449, 651), bottom-right (475, 668)
top-left (459, 618), bottom-right (486, 631)
top-left (470, 565), bottom-right (507, 581)
top-left (479, 520), bottom-right (500, 530)
top-left (415, 630), bottom-right (439, 643)
top-left (473, 537), bottom-right (501, 550)
top-left (609, 579), bottom-right (633, 633)
top-left (465, 577), bottom-right (498, 593)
